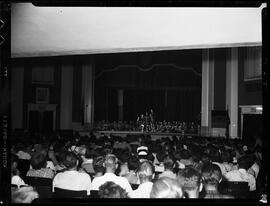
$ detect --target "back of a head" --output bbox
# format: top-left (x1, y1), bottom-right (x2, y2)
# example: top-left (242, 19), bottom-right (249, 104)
top-left (181, 149), bottom-right (191, 160)
top-left (150, 177), bottom-right (183, 198)
top-left (221, 150), bottom-right (232, 163)
top-left (209, 149), bottom-right (221, 163)
top-left (238, 155), bottom-right (253, 170)
top-left (104, 154), bottom-right (118, 170)
top-left (98, 181), bottom-right (128, 198)
top-left (93, 155), bottom-right (105, 174)
top-left (138, 161), bottom-right (154, 181)
top-left (177, 167), bottom-right (201, 192)
top-left (128, 155), bottom-right (140, 171)
top-left (163, 155), bottom-right (174, 171)
top-left (201, 163), bottom-right (222, 186)
top-left (84, 146), bottom-right (94, 159)
top-left (62, 151), bottom-right (78, 169)
top-left (30, 152), bottom-right (47, 170)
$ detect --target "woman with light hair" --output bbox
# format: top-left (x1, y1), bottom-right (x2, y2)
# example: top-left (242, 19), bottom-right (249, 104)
top-left (150, 177), bottom-right (183, 198)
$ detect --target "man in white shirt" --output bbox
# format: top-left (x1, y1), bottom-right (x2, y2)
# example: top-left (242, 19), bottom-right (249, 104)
top-left (225, 155), bottom-right (256, 191)
top-left (128, 161), bottom-right (154, 198)
top-left (91, 154), bottom-right (132, 193)
top-left (52, 151), bottom-right (91, 195)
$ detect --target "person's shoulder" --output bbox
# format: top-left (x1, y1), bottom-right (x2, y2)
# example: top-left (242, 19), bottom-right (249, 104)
top-left (128, 189), bottom-right (138, 198)
top-left (118, 175), bottom-right (131, 183)
top-left (79, 171), bottom-right (92, 179)
top-left (46, 167), bottom-right (54, 172)
top-left (92, 175), bottom-right (103, 182)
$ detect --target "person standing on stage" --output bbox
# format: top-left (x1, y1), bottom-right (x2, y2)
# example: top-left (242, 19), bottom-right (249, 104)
top-left (137, 114), bottom-right (145, 132)
top-left (150, 109), bottom-right (155, 131)
top-left (145, 111), bottom-right (150, 132)
top-left (150, 109), bottom-right (155, 122)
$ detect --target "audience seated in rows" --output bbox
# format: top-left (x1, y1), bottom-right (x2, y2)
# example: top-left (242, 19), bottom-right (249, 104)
top-left (10, 130), bottom-right (265, 201)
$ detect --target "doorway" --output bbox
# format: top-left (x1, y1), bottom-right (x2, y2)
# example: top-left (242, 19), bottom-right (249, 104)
top-left (28, 111), bottom-right (53, 133)
top-left (242, 114), bottom-right (262, 144)
top-left (27, 104), bottom-right (57, 133)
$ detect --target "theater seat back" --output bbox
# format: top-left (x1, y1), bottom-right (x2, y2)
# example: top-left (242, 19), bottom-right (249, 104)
top-left (221, 181), bottom-right (250, 199)
top-left (54, 187), bottom-right (87, 198)
top-left (24, 177), bottom-right (53, 198)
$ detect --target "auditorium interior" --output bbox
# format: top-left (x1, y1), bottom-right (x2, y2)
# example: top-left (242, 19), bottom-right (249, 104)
top-left (5, 2), bottom-right (268, 203)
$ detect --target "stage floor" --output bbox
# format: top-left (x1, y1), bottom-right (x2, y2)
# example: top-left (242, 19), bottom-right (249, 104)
top-left (78, 130), bottom-right (199, 141)
top-left (96, 130), bottom-right (198, 136)
top-left (77, 130), bottom-right (226, 140)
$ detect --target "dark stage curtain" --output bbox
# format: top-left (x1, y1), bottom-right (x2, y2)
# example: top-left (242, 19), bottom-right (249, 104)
top-left (94, 88), bottom-right (201, 122)
top-left (94, 51), bottom-right (202, 122)
top-left (166, 89), bottom-right (201, 122)
top-left (123, 90), bottom-right (165, 122)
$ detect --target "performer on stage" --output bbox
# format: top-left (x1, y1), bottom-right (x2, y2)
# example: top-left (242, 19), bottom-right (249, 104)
top-left (137, 114), bottom-right (145, 132)
top-left (145, 111), bottom-right (149, 126)
top-left (150, 109), bottom-right (155, 123)
top-left (149, 109), bottom-right (155, 131)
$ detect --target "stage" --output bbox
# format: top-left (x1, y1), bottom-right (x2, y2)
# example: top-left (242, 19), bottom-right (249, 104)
top-left (78, 130), bottom-right (199, 141)
top-left (77, 130), bottom-right (226, 140)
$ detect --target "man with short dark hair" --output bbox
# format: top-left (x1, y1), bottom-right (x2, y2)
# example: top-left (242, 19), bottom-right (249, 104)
top-left (177, 167), bottom-right (202, 198)
top-left (91, 154), bottom-right (132, 193)
top-left (52, 151), bottom-right (92, 195)
top-left (128, 161), bottom-right (154, 198)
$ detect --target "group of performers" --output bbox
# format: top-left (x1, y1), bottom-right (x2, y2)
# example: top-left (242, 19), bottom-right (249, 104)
top-left (136, 109), bottom-right (155, 132)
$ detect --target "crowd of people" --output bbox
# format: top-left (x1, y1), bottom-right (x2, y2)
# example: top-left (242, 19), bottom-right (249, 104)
top-left (10, 130), bottom-right (266, 203)
top-left (94, 120), bottom-right (198, 133)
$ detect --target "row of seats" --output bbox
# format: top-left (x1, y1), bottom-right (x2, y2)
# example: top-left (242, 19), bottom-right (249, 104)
top-left (12, 176), bottom-right (138, 199)
top-left (13, 176), bottom-right (253, 200)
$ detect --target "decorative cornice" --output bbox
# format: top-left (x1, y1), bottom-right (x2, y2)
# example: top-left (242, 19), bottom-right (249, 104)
top-left (96, 63), bottom-right (201, 79)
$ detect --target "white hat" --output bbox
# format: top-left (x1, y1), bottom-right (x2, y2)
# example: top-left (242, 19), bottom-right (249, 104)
top-left (137, 146), bottom-right (148, 153)
top-left (138, 150), bottom-right (148, 156)
top-left (137, 145), bottom-right (148, 156)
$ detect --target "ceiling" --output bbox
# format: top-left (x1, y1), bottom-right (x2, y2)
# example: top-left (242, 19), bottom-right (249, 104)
top-left (11, 3), bottom-right (265, 58)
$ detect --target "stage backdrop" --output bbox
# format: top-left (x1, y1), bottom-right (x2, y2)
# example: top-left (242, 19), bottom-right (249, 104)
top-left (94, 50), bottom-right (201, 122)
